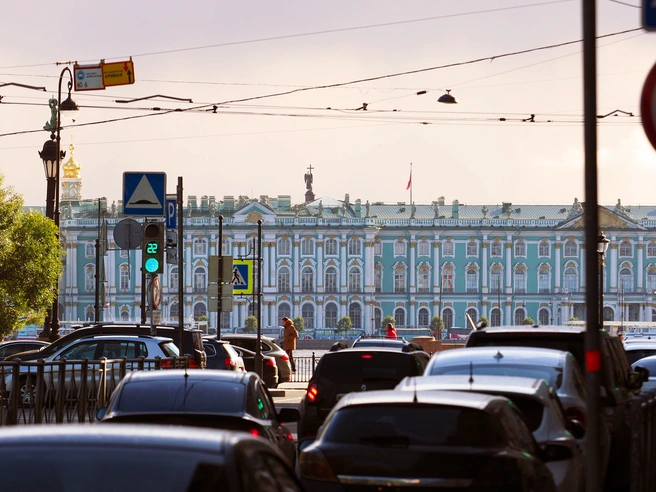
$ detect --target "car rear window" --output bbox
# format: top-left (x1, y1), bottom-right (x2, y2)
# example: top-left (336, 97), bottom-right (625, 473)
top-left (319, 352), bottom-right (423, 383)
top-left (160, 342), bottom-right (180, 357)
top-left (116, 380), bottom-right (245, 413)
top-left (487, 394), bottom-right (544, 432)
top-left (626, 349), bottom-right (656, 365)
top-left (322, 405), bottom-right (503, 447)
top-left (428, 363), bottom-right (562, 389)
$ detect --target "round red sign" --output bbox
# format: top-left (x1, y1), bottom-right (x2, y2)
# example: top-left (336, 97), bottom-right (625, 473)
top-left (151, 275), bottom-right (162, 309)
top-left (640, 60), bottom-right (656, 151)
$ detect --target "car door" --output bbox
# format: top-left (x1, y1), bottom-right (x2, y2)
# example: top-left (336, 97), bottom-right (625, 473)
top-left (53, 340), bottom-right (101, 392)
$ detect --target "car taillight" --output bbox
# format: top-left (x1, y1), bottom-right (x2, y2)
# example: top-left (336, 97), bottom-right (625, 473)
top-left (306, 383), bottom-right (319, 402)
top-left (265, 358), bottom-right (276, 367)
top-left (160, 360), bottom-right (172, 368)
top-left (225, 358), bottom-right (236, 367)
top-left (564, 406), bottom-right (587, 429)
top-left (249, 428), bottom-right (261, 438)
top-left (361, 354), bottom-right (373, 359)
top-left (299, 447), bottom-right (338, 483)
top-left (189, 359), bottom-right (201, 369)
top-left (280, 353), bottom-right (289, 361)
top-left (281, 425), bottom-right (293, 441)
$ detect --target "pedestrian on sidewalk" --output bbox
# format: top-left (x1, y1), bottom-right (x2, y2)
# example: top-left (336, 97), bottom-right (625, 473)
top-left (282, 317), bottom-right (299, 372)
top-left (385, 323), bottom-right (398, 339)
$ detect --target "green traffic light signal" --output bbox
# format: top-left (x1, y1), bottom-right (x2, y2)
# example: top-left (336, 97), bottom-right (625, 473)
top-left (142, 223), bottom-right (164, 274)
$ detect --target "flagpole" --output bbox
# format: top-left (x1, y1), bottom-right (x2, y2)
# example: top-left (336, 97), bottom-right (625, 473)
top-left (409, 163), bottom-right (413, 206)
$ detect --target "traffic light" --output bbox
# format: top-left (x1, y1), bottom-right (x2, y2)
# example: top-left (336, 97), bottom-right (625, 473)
top-left (142, 222), bottom-right (164, 274)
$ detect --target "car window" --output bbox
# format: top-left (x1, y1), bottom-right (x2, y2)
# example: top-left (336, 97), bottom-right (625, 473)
top-left (322, 405), bottom-right (504, 447)
top-left (230, 339), bottom-right (257, 352)
top-left (319, 352), bottom-right (423, 383)
top-left (429, 363), bottom-right (560, 388)
top-left (238, 450), bottom-right (302, 492)
top-left (603, 337), bottom-right (627, 387)
top-left (254, 383), bottom-right (274, 420)
top-left (203, 343), bottom-right (217, 357)
top-left (496, 405), bottom-right (537, 454)
top-left (159, 342), bottom-right (179, 357)
top-left (59, 341), bottom-right (99, 360)
top-left (486, 393), bottom-right (544, 432)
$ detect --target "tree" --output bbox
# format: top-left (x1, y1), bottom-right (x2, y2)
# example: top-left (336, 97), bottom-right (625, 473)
top-left (244, 315), bottom-right (258, 333)
top-left (430, 315), bottom-right (444, 338)
top-left (0, 175), bottom-right (62, 337)
top-left (521, 316), bottom-right (535, 325)
top-left (293, 315), bottom-right (305, 332)
top-left (478, 315), bottom-right (490, 328)
top-left (568, 316), bottom-right (579, 322)
top-left (336, 316), bottom-right (352, 336)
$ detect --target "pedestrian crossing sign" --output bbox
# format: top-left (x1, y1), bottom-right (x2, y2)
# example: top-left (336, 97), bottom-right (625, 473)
top-left (232, 259), bottom-right (253, 295)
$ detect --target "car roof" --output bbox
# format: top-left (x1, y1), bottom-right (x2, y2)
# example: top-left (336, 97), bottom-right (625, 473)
top-left (222, 334), bottom-right (276, 342)
top-left (431, 346), bottom-right (570, 365)
top-left (76, 335), bottom-right (173, 342)
top-left (327, 345), bottom-right (428, 356)
top-left (335, 388), bottom-right (509, 411)
top-left (398, 374), bottom-right (549, 397)
top-left (471, 325), bottom-right (587, 335)
top-left (624, 343), bottom-right (656, 350)
top-left (123, 368), bottom-right (252, 384)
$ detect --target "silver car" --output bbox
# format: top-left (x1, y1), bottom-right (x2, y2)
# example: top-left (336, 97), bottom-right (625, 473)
top-left (397, 374), bottom-right (585, 492)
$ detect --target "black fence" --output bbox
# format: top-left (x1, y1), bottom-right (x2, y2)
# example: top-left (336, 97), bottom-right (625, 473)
top-left (286, 354), bottom-right (319, 384)
top-left (631, 384), bottom-right (656, 491)
top-left (0, 356), bottom-right (189, 426)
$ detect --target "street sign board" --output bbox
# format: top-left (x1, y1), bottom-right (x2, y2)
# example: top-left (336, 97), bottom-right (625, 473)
top-left (166, 195), bottom-right (177, 229)
top-left (74, 64), bottom-right (105, 91)
top-left (641, 60), bottom-right (656, 151)
top-left (114, 218), bottom-right (142, 250)
top-left (209, 256), bottom-right (233, 283)
top-left (103, 60), bottom-right (136, 87)
top-left (232, 259), bottom-right (253, 295)
top-left (152, 309), bottom-right (162, 325)
top-left (122, 172), bottom-right (166, 216)
top-left (644, 0), bottom-right (656, 30)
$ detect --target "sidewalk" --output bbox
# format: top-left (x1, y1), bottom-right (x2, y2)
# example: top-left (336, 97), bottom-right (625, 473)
top-left (270, 381), bottom-right (307, 398)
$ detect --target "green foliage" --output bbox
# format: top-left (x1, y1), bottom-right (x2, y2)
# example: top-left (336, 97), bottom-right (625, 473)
top-left (521, 316), bottom-right (535, 325)
top-left (197, 315), bottom-right (209, 322)
top-left (568, 316), bottom-right (579, 321)
top-left (0, 175), bottom-right (63, 337)
top-left (293, 315), bottom-right (305, 332)
top-left (430, 316), bottom-right (444, 337)
top-left (478, 315), bottom-right (490, 328)
top-left (336, 316), bottom-right (353, 334)
top-left (381, 315), bottom-right (395, 331)
top-left (244, 315), bottom-right (258, 333)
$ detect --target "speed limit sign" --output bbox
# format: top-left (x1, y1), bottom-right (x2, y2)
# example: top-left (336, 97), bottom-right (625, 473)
top-left (151, 275), bottom-right (162, 309)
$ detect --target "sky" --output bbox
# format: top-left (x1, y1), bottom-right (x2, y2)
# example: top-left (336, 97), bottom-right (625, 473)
top-left (1, 0), bottom-right (656, 209)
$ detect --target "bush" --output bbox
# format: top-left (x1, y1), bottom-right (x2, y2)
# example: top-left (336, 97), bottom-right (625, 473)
top-left (245, 315), bottom-right (258, 333)
top-left (430, 316), bottom-right (444, 337)
top-left (381, 315), bottom-right (395, 330)
top-left (336, 316), bottom-right (353, 335)
top-left (521, 317), bottom-right (535, 325)
top-left (293, 316), bottom-right (305, 332)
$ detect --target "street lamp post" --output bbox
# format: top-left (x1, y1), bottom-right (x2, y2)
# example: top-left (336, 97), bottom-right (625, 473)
top-left (38, 67), bottom-right (79, 341)
top-left (597, 232), bottom-right (610, 331)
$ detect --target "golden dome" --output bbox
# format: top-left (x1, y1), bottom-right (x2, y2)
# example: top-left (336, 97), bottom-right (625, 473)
top-left (62, 143), bottom-right (80, 178)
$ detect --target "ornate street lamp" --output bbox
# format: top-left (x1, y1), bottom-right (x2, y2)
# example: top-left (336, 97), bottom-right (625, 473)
top-left (597, 232), bottom-right (610, 330)
top-left (38, 67), bottom-right (79, 341)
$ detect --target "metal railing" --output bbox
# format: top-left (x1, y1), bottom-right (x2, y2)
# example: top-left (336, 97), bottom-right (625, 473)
top-left (286, 354), bottom-right (319, 383)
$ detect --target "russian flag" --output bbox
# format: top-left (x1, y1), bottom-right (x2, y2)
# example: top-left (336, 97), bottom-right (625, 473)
top-left (405, 170), bottom-right (412, 190)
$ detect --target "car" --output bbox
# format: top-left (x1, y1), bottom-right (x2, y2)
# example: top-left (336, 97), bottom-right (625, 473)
top-left (350, 336), bottom-right (414, 349)
top-left (297, 344), bottom-right (430, 440)
top-left (221, 334), bottom-right (292, 383)
top-left (624, 342), bottom-right (656, 365)
top-left (0, 339), bottom-right (49, 361)
top-left (96, 369), bottom-right (300, 467)
top-left (298, 389), bottom-right (561, 492)
top-left (230, 344), bottom-right (279, 388)
top-left (465, 325), bottom-right (641, 490)
top-left (631, 355), bottom-right (656, 381)
top-left (5, 334), bottom-right (181, 407)
top-left (396, 375), bottom-right (585, 492)
top-left (4, 323), bottom-right (207, 369)
top-left (0, 424), bottom-right (304, 491)
top-left (203, 336), bottom-right (246, 372)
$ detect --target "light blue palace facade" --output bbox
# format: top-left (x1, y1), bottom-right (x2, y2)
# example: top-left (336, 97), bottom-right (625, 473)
top-left (50, 146), bottom-right (656, 333)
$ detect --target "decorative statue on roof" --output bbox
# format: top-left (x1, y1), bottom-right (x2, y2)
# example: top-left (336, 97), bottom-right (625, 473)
top-left (317, 200), bottom-right (324, 215)
top-left (614, 198), bottom-right (627, 216)
top-left (433, 201), bottom-right (440, 219)
top-left (569, 197), bottom-right (583, 217)
top-left (411, 202), bottom-right (417, 218)
top-left (481, 205), bottom-right (488, 218)
top-left (304, 165), bottom-right (314, 191)
top-left (365, 200), bottom-right (370, 217)
top-left (44, 98), bottom-right (58, 132)
top-left (111, 201), bottom-right (117, 218)
top-left (64, 202), bottom-right (73, 219)
top-left (209, 199), bottom-right (216, 217)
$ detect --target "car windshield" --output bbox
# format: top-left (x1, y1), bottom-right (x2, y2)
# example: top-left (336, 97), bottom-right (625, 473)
top-left (322, 405), bottom-right (504, 447)
top-left (429, 363), bottom-right (562, 389)
top-left (626, 349), bottom-right (656, 365)
top-left (1, 447), bottom-right (228, 490)
top-left (115, 380), bottom-right (245, 413)
top-left (319, 352), bottom-right (421, 383)
top-left (160, 342), bottom-right (180, 357)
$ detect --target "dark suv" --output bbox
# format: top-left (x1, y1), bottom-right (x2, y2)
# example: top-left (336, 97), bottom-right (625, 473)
top-left (297, 343), bottom-right (430, 440)
top-left (5, 324), bottom-right (207, 369)
top-left (465, 324), bottom-right (642, 490)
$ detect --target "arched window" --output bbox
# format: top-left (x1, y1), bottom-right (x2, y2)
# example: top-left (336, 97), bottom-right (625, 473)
top-left (441, 265), bottom-right (454, 293)
top-left (120, 264), bottom-right (130, 291)
top-left (86, 306), bottom-right (94, 322)
top-left (169, 302), bottom-right (179, 322)
top-left (466, 308), bottom-right (477, 325)
top-left (539, 241), bottom-right (550, 257)
top-left (120, 310), bottom-right (130, 321)
top-left (394, 308), bottom-right (406, 327)
top-left (619, 241), bottom-right (632, 258)
top-left (85, 264), bottom-right (95, 292)
top-left (349, 304), bottom-right (362, 328)
top-left (325, 303), bottom-right (338, 328)
top-left (442, 308), bottom-right (454, 329)
top-left (301, 303), bottom-right (315, 329)
top-left (374, 239), bottom-right (382, 256)
top-left (563, 266), bottom-right (578, 292)
top-left (193, 266), bottom-right (207, 290)
top-left (394, 241), bottom-right (406, 256)
top-left (278, 302), bottom-right (291, 321)
top-left (325, 238), bottom-right (338, 256)
top-left (514, 240), bottom-right (526, 257)
top-left (348, 266), bottom-right (361, 292)
top-left (442, 240), bottom-right (454, 256)
top-left (348, 237), bottom-right (362, 256)
top-left (491, 308), bottom-right (501, 327)
top-left (466, 268), bottom-right (478, 293)
top-left (417, 241), bottom-right (430, 256)
top-left (490, 241), bottom-right (502, 257)
top-left (417, 265), bottom-right (430, 293)
top-left (277, 266), bottom-right (291, 292)
top-left (619, 267), bottom-right (633, 293)
top-left (325, 266), bottom-right (338, 293)
top-left (278, 237), bottom-right (291, 256)
top-left (564, 240), bottom-right (578, 257)
top-left (193, 238), bottom-right (207, 256)
top-left (538, 266), bottom-right (551, 293)
top-left (514, 269), bottom-right (527, 294)
top-left (221, 238), bottom-right (231, 256)
top-left (648, 243), bottom-right (656, 258)
top-left (374, 266), bottom-right (382, 293)
top-left (466, 241), bottom-right (478, 256)
top-left (490, 268), bottom-right (502, 293)
top-left (394, 265), bottom-right (406, 293)
top-left (418, 308), bottom-right (430, 327)
top-left (193, 302), bottom-right (207, 320)
top-left (169, 267), bottom-right (178, 290)
top-left (647, 267), bottom-right (656, 293)
top-left (85, 242), bottom-right (95, 258)
top-left (301, 238), bottom-right (314, 256)
top-left (515, 308), bottom-right (526, 325)
top-left (301, 266), bottom-right (314, 292)
top-left (539, 308), bottom-right (550, 325)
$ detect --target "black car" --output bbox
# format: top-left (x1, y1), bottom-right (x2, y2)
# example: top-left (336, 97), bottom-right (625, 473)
top-left (221, 334), bottom-right (292, 383)
top-left (0, 340), bottom-right (49, 361)
top-left (203, 337), bottom-right (246, 372)
top-left (5, 323), bottom-right (207, 369)
top-left (0, 424), bottom-right (303, 491)
top-left (96, 369), bottom-right (300, 466)
top-left (465, 324), bottom-right (643, 490)
top-left (297, 344), bottom-right (430, 440)
top-left (230, 344), bottom-right (279, 388)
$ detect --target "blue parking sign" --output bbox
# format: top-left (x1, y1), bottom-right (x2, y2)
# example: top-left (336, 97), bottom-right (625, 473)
top-left (644, 0), bottom-right (656, 30)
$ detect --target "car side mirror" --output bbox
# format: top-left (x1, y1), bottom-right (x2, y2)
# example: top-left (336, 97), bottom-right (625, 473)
top-left (298, 437), bottom-right (315, 452)
top-left (96, 407), bottom-right (107, 420)
top-left (634, 366), bottom-right (650, 383)
top-left (543, 443), bottom-right (574, 462)
top-left (567, 419), bottom-right (586, 440)
top-left (628, 371), bottom-right (644, 390)
top-left (278, 407), bottom-right (300, 423)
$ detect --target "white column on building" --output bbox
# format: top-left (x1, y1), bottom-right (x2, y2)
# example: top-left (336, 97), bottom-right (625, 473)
top-left (505, 237), bottom-right (512, 293)
top-left (316, 234), bottom-right (324, 293)
top-left (340, 234), bottom-right (347, 291)
top-left (638, 238), bottom-right (644, 292)
top-left (610, 240), bottom-right (618, 291)
top-left (293, 235), bottom-right (300, 292)
top-left (105, 244), bottom-right (115, 321)
top-left (269, 239), bottom-right (277, 288)
top-left (555, 237), bottom-right (561, 291)
top-left (409, 298), bottom-right (416, 326)
top-left (579, 243), bottom-right (586, 291)
top-left (481, 237), bottom-right (488, 294)
top-left (433, 237), bottom-right (441, 316)
top-left (262, 239), bottom-right (270, 288)
top-left (184, 234), bottom-right (193, 321)
top-left (409, 234), bottom-right (416, 293)
top-left (262, 300), bottom-right (269, 327)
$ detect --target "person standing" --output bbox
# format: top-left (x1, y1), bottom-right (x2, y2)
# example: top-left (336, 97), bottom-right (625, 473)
top-left (282, 317), bottom-right (299, 373)
top-left (385, 323), bottom-right (398, 339)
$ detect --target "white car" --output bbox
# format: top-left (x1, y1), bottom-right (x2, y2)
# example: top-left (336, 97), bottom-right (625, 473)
top-left (397, 374), bottom-right (585, 492)
top-left (624, 342), bottom-right (656, 365)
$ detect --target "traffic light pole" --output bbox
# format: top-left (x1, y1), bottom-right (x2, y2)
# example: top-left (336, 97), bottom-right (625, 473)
top-left (217, 215), bottom-right (223, 340)
top-left (177, 177), bottom-right (184, 354)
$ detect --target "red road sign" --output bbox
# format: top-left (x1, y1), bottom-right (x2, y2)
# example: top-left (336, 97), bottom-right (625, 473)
top-left (640, 60), bottom-right (656, 151)
top-left (151, 275), bottom-right (162, 308)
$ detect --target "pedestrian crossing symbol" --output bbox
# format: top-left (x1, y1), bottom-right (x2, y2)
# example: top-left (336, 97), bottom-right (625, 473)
top-left (232, 259), bottom-right (253, 295)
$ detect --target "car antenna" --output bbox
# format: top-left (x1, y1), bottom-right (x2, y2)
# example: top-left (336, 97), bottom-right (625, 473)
top-left (413, 377), bottom-right (418, 403)
top-left (469, 361), bottom-right (474, 386)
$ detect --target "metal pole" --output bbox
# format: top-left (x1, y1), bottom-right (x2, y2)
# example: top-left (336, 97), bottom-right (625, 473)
top-left (140, 219), bottom-right (147, 325)
top-left (217, 215), bottom-right (223, 340)
top-left (177, 177), bottom-right (184, 354)
top-left (95, 198), bottom-right (101, 322)
top-left (582, 1), bottom-right (602, 490)
top-left (255, 219), bottom-right (263, 378)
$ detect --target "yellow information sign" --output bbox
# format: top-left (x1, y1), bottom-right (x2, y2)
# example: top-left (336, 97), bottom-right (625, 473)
top-left (103, 60), bottom-right (136, 87)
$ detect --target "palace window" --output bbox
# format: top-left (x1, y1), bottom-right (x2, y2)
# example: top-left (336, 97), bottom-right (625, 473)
top-left (514, 269), bottom-right (527, 294)
top-left (539, 241), bottom-right (550, 257)
top-left (301, 266), bottom-right (314, 292)
top-left (394, 241), bottom-right (406, 256)
top-left (325, 266), bottom-right (338, 293)
top-left (348, 266), bottom-right (362, 292)
top-left (325, 303), bottom-right (338, 328)
top-left (348, 237), bottom-right (362, 256)
top-left (564, 240), bottom-right (578, 257)
top-left (417, 241), bottom-right (430, 256)
top-left (417, 266), bottom-right (430, 293)
top-left (466, 268), bottom-right (478, 293)
top-left (619, 241), bottom-right (633, 258)
top-left (466, 241), bottom-right (478, 257)
top-left (301, 238), bottom-right (314, 256)
top-left (442, 240), bottom-right (454, 257)
top-left (514, 240), bottom-right (526, 257)
top-left (278, 237), bottom-right (291, 256)
top-left (490, 241), bottom-right (502, 257)
top-left (277, 267), bottom-right (290, 293)
top-left (325, 238), bottom-right (338, 256)
top-left (193, 238), bottom-right (207, 256)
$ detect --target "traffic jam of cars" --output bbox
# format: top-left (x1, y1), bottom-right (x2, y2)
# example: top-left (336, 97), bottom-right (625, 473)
top-left (0, 323), bottom-right (651, 491)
